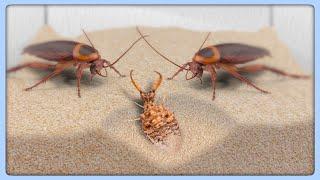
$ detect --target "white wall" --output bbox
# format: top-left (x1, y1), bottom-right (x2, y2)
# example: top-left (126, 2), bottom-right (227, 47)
top-left (47, 6), bottom-right (270, 35)
top-left (7, 5), bottom-right (44, 68)
top-left (273, 6), bottom-right (314, 72)
top-left (7, 5), bottom-right (313, 72)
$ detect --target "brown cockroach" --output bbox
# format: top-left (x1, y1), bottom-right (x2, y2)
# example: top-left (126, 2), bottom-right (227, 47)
top-left (7, 30), bottom-right (147, 97)
top-left (130, 70), bottom-right (180, 145)
top-left (136, 27), bottom-right (309, 100)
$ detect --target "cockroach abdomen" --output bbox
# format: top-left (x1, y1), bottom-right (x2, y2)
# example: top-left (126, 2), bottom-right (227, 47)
top-left (23, 41), bottom-right (78, 61)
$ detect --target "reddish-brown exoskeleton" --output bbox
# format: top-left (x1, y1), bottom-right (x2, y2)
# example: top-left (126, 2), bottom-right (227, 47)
top-left (130, 70), bottom-right (180, 145)
top-left (7, 30), bottom-right (147, 97)
top-left (136, 27), bottom-right (309, 100)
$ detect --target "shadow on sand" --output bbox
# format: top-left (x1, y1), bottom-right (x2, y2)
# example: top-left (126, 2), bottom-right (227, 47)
top-left (7, 121), bottom-right (313, 175)
top-left (188, 71), bottom-right (265, 91)
top-left (7, 93), bottom-right (314, 175)
top-left (25, 68), bottom-right (106, 88)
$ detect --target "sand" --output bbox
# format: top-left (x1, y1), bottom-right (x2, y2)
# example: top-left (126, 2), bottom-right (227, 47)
top-left (7, 26), bottom-right (314, 175)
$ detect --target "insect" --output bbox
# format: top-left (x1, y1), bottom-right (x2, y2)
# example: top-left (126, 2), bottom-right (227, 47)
top-left (7, 30), bottom-right (147, 97)
top-left (130, 70), bottom-right (180, 145)
top-left (136, 27), bottom-right (309, 100)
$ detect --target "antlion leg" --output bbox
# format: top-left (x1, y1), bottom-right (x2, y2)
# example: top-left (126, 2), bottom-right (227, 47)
top-left (134, 102), bottom-right (144, 109)
top-left (129, 117), bottom-right (141, 122)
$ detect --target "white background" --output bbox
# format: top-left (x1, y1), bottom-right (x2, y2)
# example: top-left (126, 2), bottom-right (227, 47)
top-left (7, 5), bottom-right (314, 72)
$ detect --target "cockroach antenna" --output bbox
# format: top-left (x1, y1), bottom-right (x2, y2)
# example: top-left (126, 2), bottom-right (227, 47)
top-left (136, 26), bottom-right (188, 70)
top-left (82, 29), bottom-right (95, 48)
top-left (198, 32), bottom-right (211, 51)
top-left (106, 34), bottom-right (149, 67)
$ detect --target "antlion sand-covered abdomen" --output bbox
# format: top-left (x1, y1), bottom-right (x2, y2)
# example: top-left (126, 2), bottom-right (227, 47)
top-left (140, 102), bottom-right (180, 144)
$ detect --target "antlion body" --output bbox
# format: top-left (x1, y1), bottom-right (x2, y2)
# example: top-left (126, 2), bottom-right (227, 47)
top-left (130, 70), bottom-right (180, 145)
top-left (140, 101), bottom-right (180, 144)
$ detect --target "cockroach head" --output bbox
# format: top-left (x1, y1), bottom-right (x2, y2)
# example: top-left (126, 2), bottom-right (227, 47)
top-left (90, 59), bottom-right (109, 79)
top-left (186, 61), bottom-right (203, 81)
top-left (130, 70), bottom-right (163, 103)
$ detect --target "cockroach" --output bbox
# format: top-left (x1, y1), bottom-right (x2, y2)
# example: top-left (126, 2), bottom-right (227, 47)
top-left (136, 27), bottom-right (309, 100)
top-left (130, 70), bottom-right (180, 145)
top-left (7, 30), bottom-right (147, 97)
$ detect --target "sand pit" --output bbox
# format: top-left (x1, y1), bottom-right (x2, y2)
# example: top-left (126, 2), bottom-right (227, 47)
top-left (7, 26), bottom-right (313, 175)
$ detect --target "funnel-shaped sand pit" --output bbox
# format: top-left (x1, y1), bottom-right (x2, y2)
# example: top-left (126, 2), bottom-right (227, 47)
top-left (7, 26), bottom-right (313, 175)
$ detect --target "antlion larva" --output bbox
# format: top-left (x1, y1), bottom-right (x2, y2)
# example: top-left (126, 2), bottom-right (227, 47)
top-left (130, 70), bottom-right (180, 145)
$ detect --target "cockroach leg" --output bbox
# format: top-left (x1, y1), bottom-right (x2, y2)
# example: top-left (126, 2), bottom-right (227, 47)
top-left (238, 64), bottom-right (310, 79)
top-left (76, 63), bottom-right (90, 98)
top-left (219, 63), bottom-right (270, 94)
top-left (167, 63), bottom-right (189, 80)
top-left (24, 62), bottom-right (71, 91)
top-left (205, 64), bottom-right (217, 100)
top-left (106, 61), bottom-right (125, 77)
top-left (7, 62), bottom-right (55, 73)
top-left (76, 67), bottom-right (83, 97)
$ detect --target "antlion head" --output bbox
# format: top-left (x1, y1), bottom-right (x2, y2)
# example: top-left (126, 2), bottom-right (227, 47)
top-left (130, 70), bottom-right (163, 103)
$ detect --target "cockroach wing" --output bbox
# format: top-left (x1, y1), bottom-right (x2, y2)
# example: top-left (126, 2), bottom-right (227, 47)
top-left (216, 43), bottom-right (270, 64)
top-left (22, 41), bottom-right (79, 61)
